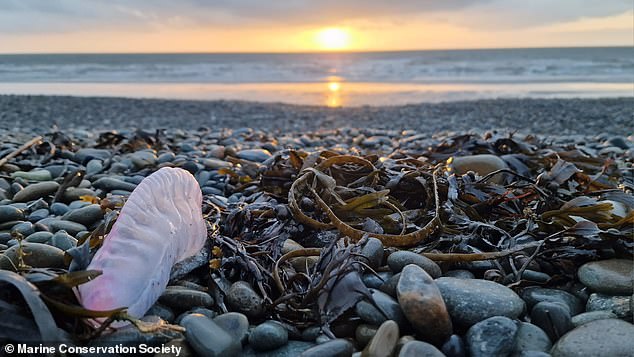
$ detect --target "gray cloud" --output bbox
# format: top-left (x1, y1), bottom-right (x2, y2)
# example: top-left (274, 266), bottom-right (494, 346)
top-left (0, 0), bottom-right (630, 33)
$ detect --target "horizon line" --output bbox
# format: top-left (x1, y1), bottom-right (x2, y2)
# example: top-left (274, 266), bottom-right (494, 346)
top-left (0, 45), bottom-right (631, 56)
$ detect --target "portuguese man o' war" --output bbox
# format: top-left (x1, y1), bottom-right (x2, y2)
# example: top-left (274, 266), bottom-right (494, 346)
top-left (77, 167), bottom-right (207, 318)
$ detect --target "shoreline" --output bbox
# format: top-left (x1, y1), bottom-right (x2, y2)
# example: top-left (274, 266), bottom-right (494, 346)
top-left (0, 95), bottom-right (632, 136)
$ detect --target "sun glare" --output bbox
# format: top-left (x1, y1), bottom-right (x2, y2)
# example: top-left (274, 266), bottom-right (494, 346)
top-left (315, 28), bottom-right (350, 50)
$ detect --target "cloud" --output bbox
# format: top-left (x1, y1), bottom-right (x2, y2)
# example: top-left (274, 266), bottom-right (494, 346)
top-left (0, 0), bottom-right (631, 34)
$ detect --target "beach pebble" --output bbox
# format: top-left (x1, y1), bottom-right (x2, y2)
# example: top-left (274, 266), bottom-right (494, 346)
top-left (398, 341), bottom-right (444, 357)
top-left (362, 272), bottom-right (392, 290)
top-left (578, 259), bottom-right (633, 295)
top-left (571, 310), bottom-right (617, 327)
top-left (27, 208), bottom-right (49, 222)
top-left (466, 316), bottom-right (518, 357)
top-left (49, 202), bottom-right (70, 216)
top-left (85, 159), bottom-right (103, 176)
top-left (93, 177), bottom-right (137, 192)
top-left (550, 319), bottom-right (634, 357)
top-left (360, 237), bottom-right (383, 269)
top-left (298, 339), bottom-right (352, 357)
top-left (586, 293), bottom-right (632, 320)
top-left (531, 301), bottom-right (573, 341)
top-left (11, 170), bottom-right (52, 181)
top-left (356, 289), bottom-right (407, 329)
top-left (200, 158), bottom-right (232, 170)
top-left (450, 154), bottom-right (508, 183)
top-left (512, 322), bottom-right (552, 355)
top-left (363, 320), bottom-right (399, 357)
top-left (159, 288), bottom-right (214, 311)
top-left (227, 281), bottom-right (265, 319)
top-left (443, 269), bottom-right (475, 279)
top-left (146, 303), bottom-right (175, 323)
top-left (62, 188), bottom-right (96, 202)
top-left (0, 242), bottom-right (65, 271)
top-left (355, 324), bottom-right (377, 348)
top-left (130, 151), bottom-right (158, 169)
top-left (249, 321), bottom-right (288, 351)
top-left (49, 230), bottom-right (78, 251)
top-left (387, 251), bottom-right (441, 278)
top-left (0, 205), bottom-right (25, 222)
top-left (181, 313), bottom-right (241, 357)
top-left (213, 312), bottom-right (249, 345)
top-left (74, 148), bottom-right (111, 163)
top-left (521, 287), bottom-right (583, 316)
top-left (13, 181), bottom-right (59, 202)
top-left (236, 149), bottom-right (271, 162)
top-left (11, 221), bottom-right (34, 236)
top-left (62, 204), bottom-right (104, 227)
top-left (436, 277), bottom-right (525, 327)
top-left (397, 264), bottom-right (452, 343)
top-left (441, 334), bottom-right (466, 357)
top-left (25, 231), bottom-right (53, 243)
top-left (47, 219), bottom-right (87, 236)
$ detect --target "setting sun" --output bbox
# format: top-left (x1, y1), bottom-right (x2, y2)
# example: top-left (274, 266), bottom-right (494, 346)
top-left (315, 27), bottom-right (351, 50)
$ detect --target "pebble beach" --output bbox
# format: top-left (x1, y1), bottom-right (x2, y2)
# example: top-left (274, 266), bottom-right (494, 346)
top-left (0, 94), bottom-right (633, 357)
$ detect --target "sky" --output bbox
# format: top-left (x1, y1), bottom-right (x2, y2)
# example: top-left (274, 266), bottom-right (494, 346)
top-left (0, 0), bottom-right (632, 53)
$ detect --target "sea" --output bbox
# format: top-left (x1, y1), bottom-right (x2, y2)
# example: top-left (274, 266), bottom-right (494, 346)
top-left (0, 47), bottom-right (632, 107)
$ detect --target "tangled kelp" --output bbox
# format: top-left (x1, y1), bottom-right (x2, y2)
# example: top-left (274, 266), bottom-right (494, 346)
top-left (0, 128), bottom-right (632, 348)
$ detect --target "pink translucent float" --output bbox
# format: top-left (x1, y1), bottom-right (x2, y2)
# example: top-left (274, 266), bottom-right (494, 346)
top-left (78, 167), bottom-right (207, 318)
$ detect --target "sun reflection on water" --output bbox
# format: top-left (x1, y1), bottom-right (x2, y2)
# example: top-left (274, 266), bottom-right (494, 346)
top-left (326, 80), bottom-right (342, 107)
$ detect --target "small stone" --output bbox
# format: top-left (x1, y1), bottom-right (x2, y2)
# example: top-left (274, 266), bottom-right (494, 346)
top-left (63, 204), bottom-right (104, 227)
top-left (74, 148), bottom-right (111, 163)
top-left (397, 264), bottom-right (452, 344)
top-left (299, 339), bottom-right (352, 357)
top-left (441, 334), bottom-right (466, 357)
top-left (47, 220), bottom-right (87, 236)
top-left (49, 230), bottom-right (78, 251)
top-left (444, 269), bottom-right (475, 279)
top-left (213, 312), bottom-right (249, 345)
top-left (13, 181), bottom-right (60, 202)
top-left (450, 154), bottom-right (508, 184)
top-left (11, 170), bottom-right (52, 181)
top-left (436, 277), bottom-right (525, 327)
top-left (27, 208), bottom-right (49, 222)
top-left (93, 177), bottom-right (138, 192)
top-left (130, 151), bottom-right (158, 169)
top-left (86, 159), bottom-right (103, 176)
top-left (551, 319), bottom-right (634, 357)
top-left (249, 321), bottom-right (288, 351)
top-left (512, 322), bottom-right (552, 355)
top-left (180, 313), bottom-right (241, 357)
top-left (237, 149), bottom-right (272, 162)
top-left (159, 288), bottom-right (214, 311)
top-left (578, 259), bottom-right (633, 295)
top-left (571, 310), bottom-right (617, 327)
top-left (363, 320), bottom-right (399, 357)
top-left (49, 202), bottom-right (69, 216)
top-left (398, 341), bottom-right (445, 357)
top-left (11, 221), bottom-right (34, 236)
top-left (200, 158), bottom-right (232, 170)
top-left (360, 238), bottom-right (384, 269)
top-left (586, 293), bottom-right (632, 320)
top-left (226, 281), bottom-right (265, 319)
top-left (356, 289), bottom-right (408, 330)
top-left (379, 273), bottom-right (400, 297)
top-left (25, 231), bottom-right (53, 243)
top-left (0, 205), bottom-right (24, 222)
top-left (0, 242), bottom-right (65, 271)
top-left (62, 188), bottom-right (97, 202)
top-left (362, 272), bottom-right (393, 290)
top-left (355, 324), bottom-right (377, 348)
top-left (521, 287), bottom-right (583, 316)
top-left (531, 302), bottom-right (573, 342)
top-left (466, 316), bottom-right (518, 357)
top-left (387, 251), bottom-right (441, 278)
top-left (146, 303), bottom-right (175, 323)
